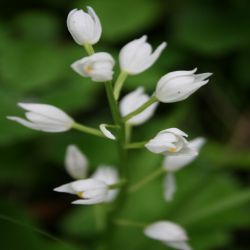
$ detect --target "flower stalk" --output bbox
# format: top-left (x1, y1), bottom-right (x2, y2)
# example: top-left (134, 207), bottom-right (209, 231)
top-left (83, 43), bottom-right (95, 55)
top-left (128, 167), bottom-right (166, 193)
top-left (123, 95), bottom-right (158, 122)
top-left (125, 141), bottom-right (146, 149)
top-left (72, 122), bottom-right (104, 138)
top-left (7, 6), bottom-right (213, 250)
top-left (113, 71), bottom-right (128, 100)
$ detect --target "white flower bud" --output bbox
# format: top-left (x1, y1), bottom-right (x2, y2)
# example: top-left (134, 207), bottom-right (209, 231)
top-left (120, 87), bottom-right (158, 126)
top-left (65, 145), bottom-right (89, 179)
top-left (54, 178), bottom-right (108, 205)
top-left (155, 68), bottom-right (212, 103)
top-left (99, 124), bottom-right (116, 140)
top-left (119, 35), bottom-right (166, 75)
top-left (145, 128), bottom-right (196, 156)
top-left (67, 7), bottom-right (102, 45)
top-left (92, 165), bottom-right (119, 202)
top-left (144, 221), bottom-right (192, 250)
top-left (71, 52), bottom-right (115, 82)
top-left (7, 103), bottom-right (74, 132)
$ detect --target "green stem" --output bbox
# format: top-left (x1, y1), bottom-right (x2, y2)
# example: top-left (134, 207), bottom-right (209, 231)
top-left (125, 123), bottom-right (132, 143)
top-left (124, 96), bottom-right (158, 122)
top-left (72, 122), bottom-right (104, 138)
top-left (109, 179), bottom-right (127, 189)
top-left (114, 219), bottom-right (146, 228)
top-left (104, 82), bottom-right (121, 125)
top-left (94, 205), bottom-right (106, 232)
top-left (128, 168), bottom-right (166, 193)
top-left (83, 43), bottom-right (95, 55)
top-left (125, 141), bottom-right (146, 149)
top-left (113, 71), bottom-right (128, 100)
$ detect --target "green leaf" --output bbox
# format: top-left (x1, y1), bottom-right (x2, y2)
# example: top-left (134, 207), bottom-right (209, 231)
top-left (13, 11), bottom-right (61, 43)
top-left (172, 3), bottom-right (250, 55)
top-left (1, 42), bottom-right (66, 93)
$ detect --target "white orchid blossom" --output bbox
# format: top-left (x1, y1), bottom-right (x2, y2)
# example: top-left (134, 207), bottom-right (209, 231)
top-left (54, 178), bottom-right (108, 205)
top-left (65, 145), bottom-right (89, 179)
top-left (67, 7), bottom-right (102, 45)
top-left (163, 137), bottom-right (206, 201)
top-left (71, 52), bottom-right (115, 82)
top-left (145, 128), bottom-right (196, 156)
top-left (155, 68), bottom-right (212, 103)
top-left (119, 35), bottom-right (166, 75)
top-left (120, 87), bottom-right (158, 126)
top-left (7, 103), bottom-right (74, 133)
top-left (92, 165), bottom-right (119, 202)
top-left (144, 221), bottom-right (192, 250)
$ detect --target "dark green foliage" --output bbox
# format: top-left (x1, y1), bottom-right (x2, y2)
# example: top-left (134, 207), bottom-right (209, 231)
top-left (0, 0), bottom-right (249, 249)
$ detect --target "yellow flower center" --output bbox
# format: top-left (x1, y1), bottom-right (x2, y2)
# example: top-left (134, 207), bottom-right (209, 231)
top-left (77, 191), bottom-right (84, 198)
top-left (84, 65), bottom-right (93, 74)
top-left (168, 147), bottom-right (177, 153)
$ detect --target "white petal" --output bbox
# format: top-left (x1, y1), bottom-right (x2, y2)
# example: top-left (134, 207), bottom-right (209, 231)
top-left (92, 165), bottom-right (118, 185)
top-left (164, 173), bottom-right (176, 202)
top-left (137, 42), bottom-right (167, 73)
top-left (160, 128), bottom-right (188, 137)
top-left (155, 69), bottom-right (212, 103)
top-left (120, 87), bottom-right (158, 126)
top-left (159, 68), bottom-right (197, 84)
top-left (84, 187), bottom-right (108, 199)
top-left (144, 221), bottom-right (188, 242)
top-left (119, 35), bottom-right (147, 72)
top-left (72, 197), bottom-right (106, 205)
top-left (67, 7), bottom-right (101, 45)
top-left (165, 241), bottom-right (192, 250)
top-left (25, 112), bottom-right (65, 125)
top-left (18, 103), bottom-right (73, 124)
top-left (119, 36), bottom-right (166, 74)
top-left (163, 137), bottom-right (205, 171)
top-left (7, 116), bottom-right (70, 132)
top-left (87, 6), bottom-right (102, 44)
top-left (65, 145), bottom-right (88, 179)
top-left (92, 165), bottom-right (119, 202)
top-left (7, 116), bottom-right (43, 131)
top-left (71, 179), bottom-right (107, 192)
top-left (195, 72), bottom-right (212, 82)
top-left (71, 57), bottom-right (89, 77)
top-left (53, 183), bottom-right (76, 195)
top-left (71, 53), bottom-right (114, 82)
top-left (99, 124), bottom-right (116, 140)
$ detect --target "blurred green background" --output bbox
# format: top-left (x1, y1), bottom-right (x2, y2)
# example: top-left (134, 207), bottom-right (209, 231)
top-left (0, 0), bottom-right (250, 249)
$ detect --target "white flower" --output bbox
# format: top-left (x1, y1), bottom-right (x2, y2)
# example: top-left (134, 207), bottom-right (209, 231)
top-left (120, 87), bottom-right (158, 126)
top-left (163, 137), bottom-right (206, 201)
top-left (144, 221), bottom-right (192, 250)
top-left (155, 68), bottom-right (212, 103)
top-left (99, 124), bottom-right (116, 140)
top-left (71, 52), bottom-right (115, 82)
top-left (92, 165), bottom-right (119, 202)
top-left (65, 145), bottom-right (89, 179)
top-left (145, 128), bottom-right (196, 156)
top-left (67, 7), bottom-right (101, 45)
top-left (7, 103), bottom-right (74, 132)
top-left (119, 35), bottom-right (166, 75)
top-left (54, 178), bottom-right (108, 205)
top-left (163, 137), bottom-right (205, 172)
